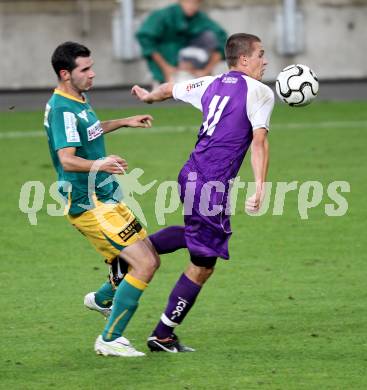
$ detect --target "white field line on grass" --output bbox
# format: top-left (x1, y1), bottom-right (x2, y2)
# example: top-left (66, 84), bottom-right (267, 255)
top-left (1, 120), bottom-right (367, 139)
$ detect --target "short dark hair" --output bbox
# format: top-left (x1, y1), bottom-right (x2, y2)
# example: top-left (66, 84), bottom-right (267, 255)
top-left (225, 33), bottom-right (261, 67)
top-left (51, 41), bottom-right (90, 79)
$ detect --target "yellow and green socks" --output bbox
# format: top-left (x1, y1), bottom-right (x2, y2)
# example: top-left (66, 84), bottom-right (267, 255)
top-left (94, 281), bottom-right (115, 308)
top-left (102, 274), bottom-right (147, 341)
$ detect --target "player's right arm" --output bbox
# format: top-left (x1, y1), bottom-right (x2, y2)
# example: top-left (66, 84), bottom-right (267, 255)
top-left (131, 83), bottom-right (174, 104)
top-left (132, 76), bottom-right (215, 110)
top-left (57, 148), bottom-right (128, 174)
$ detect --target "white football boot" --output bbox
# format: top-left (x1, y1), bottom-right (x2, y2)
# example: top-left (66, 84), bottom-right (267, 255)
top-left (94, 335), bottom-right (145, 357)
top-left (84, 292), bottom-right (112, 319)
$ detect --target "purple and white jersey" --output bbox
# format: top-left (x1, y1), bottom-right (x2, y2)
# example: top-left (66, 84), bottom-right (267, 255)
top-left (173, 70), bottom-right (274, 182)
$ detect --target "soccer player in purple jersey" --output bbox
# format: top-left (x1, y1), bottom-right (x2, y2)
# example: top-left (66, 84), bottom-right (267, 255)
top-left (132, 33), bottom-right (274, 352)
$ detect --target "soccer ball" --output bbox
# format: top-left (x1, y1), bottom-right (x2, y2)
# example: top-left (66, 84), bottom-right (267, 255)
top-left (275, 64), bottom-right (319, 107)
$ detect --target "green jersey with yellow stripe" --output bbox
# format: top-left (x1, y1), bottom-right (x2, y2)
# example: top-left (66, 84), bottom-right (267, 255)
top-left (44, 89), bottom-right (121, 215)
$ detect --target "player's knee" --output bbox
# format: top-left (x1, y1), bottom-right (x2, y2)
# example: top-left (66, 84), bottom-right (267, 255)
top-left (188, 266), bottom-right (214, 285)
top-left (141, 251), bottom-right (160, 277)
top-left (121, 239), bottom-right (160, 265)
top-left (187, 255), bottom-right (217, 285)
top-left (148, 246), bottom-right (160, 269)
top-left (201, 266), bottom-right (215, 280)
top-left (190, 255), bottom-right (217, 269)
top-left (150, 251), bottom-right (161, 272)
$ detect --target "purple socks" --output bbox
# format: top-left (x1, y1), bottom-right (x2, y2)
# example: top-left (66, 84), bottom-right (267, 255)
top-left (150, 227), bottom-right (198, 339)
top-left (153, 273), bottom-right (202, 339)
top-left (149, 225), bottom-right (187, 255)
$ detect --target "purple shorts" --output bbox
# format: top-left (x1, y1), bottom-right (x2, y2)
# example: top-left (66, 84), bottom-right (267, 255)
top-left (178, 163), bottom-right (232, 260)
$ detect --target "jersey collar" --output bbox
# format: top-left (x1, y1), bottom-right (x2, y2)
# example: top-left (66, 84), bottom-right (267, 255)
top-left (227, 70), bottom-right (247, 76)
top-left (54, 88), bottom-right (86, 103)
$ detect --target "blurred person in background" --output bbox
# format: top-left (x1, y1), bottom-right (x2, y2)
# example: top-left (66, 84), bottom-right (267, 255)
top-left (136, 0), bottom-right (227, 85)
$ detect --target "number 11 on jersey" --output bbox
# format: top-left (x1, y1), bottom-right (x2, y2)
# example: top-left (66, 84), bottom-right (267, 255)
top-left (202, 95), bottom-right (230, 136)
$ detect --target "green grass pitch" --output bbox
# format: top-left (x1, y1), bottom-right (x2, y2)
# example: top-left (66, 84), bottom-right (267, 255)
top-left (0, 101), bottom-right (366, 389)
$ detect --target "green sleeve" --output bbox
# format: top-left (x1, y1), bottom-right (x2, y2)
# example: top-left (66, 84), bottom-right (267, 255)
top-left (49, 106), bottom-right (82, 151)
top-left (136, 10), bottom-right (167, 57)
top-left (208, 21), bottom-right (227, 58)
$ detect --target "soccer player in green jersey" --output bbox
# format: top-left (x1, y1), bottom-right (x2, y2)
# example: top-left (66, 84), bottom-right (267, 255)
top-left (44, 41), bottom-right (159, 357)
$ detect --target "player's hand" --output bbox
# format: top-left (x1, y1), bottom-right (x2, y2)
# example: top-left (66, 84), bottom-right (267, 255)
top-left (97, 155), bottom-right (128, 174)
top-left (245, 183), bottom-right (265, 214)
top-left (124, 115), bottom-right (153, 128)
top-left (131, 85), bottom-right (151, 103)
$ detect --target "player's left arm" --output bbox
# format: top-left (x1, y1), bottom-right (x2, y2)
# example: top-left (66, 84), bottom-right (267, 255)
top-left (101, 115), bottom-right (153, 134)
top-left (246, 129), bottom-right (269, 213)
top-left (252, 131), bottom-right (269, 183)
top-left (245, 83), bottom-right (274, 213)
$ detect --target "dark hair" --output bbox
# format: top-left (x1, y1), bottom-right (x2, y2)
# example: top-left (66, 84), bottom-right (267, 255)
top-left (51, 41), bottom-right (90, 79)
top-left (225, 33), bottom-right (261, 67)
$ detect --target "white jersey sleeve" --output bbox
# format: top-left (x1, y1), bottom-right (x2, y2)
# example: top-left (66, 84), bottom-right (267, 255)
top-left (244, 76), bottom-right (275, 132)
top-left (172, 76), bottom-right (218, 111)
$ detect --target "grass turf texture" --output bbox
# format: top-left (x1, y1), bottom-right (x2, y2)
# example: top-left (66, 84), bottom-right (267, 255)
top-left (0, 101), bottom-right (366, 389)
